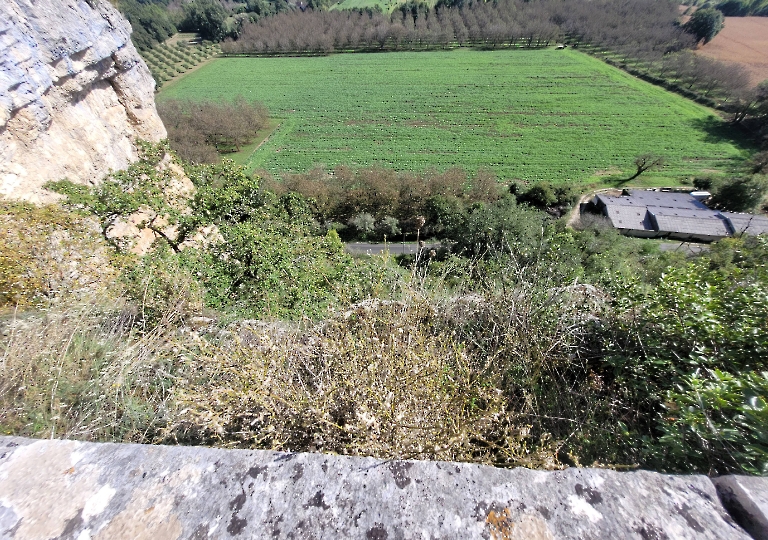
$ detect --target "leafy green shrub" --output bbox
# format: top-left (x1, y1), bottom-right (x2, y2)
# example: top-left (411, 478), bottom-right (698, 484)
top-left (517, 182), bottom-right (557, 209)
top-left (184, 165), bottom-right (353, 317)
top-left (376, 216), bottom-right (401, 238)
top-left (348, 213), bottom-right (376, 239)
top-left (601, 248), bottom-right (768, 472)
top-left (451, 196), bottom-right (546, 258)
top-left (515, 182), bottom-right (579, 211)
top-left (48, 141), bottom-right (185, 252)
top-left (659, 369), bottom-right (768, 475)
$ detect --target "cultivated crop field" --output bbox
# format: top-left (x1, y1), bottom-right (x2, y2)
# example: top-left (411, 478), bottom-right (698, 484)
top-left (158, 49), bottom-right (751, 184)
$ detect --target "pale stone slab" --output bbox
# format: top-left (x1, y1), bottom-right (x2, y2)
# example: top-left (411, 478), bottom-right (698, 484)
top-left (714, 475), bottom-right (768, 540)
top-left (0, 436), bottom-right (751, 539)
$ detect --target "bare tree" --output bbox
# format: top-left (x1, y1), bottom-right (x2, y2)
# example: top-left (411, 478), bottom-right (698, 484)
top-left (626, 154), bottom-right (665, 181)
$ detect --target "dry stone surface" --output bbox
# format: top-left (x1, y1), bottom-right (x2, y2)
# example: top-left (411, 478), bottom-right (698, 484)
top-left (0, 436), bottom-right (757, 539)
top-left (0, 0), bottom-right (166, 202)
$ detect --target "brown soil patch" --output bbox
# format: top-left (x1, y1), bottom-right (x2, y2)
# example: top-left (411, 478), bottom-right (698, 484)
top-left (697, 17), bottom-right (768, 86)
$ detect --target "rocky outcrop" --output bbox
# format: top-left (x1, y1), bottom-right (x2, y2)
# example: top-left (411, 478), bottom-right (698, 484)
top-left (0, 0), bottom-right (166, 202)
top-left (0, 436), bottom-right (761, 539)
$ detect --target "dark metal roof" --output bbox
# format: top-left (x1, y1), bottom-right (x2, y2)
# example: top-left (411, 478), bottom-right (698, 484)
top-left (594, 190), bottom-right (768, 240)
top-left (604, 205), bottom-right (653, 230)
top-left (721, 212), bottom-right (768, 236)
top-left (595, 190), bottom-right (708, 210)
top-left (649, 212), bottom-right (731, 237)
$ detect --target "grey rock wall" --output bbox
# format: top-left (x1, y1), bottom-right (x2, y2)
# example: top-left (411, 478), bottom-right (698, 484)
top-left (0, 436), bottom-right (761, 540)
top-left (0, 0), bottom-right (166, 202)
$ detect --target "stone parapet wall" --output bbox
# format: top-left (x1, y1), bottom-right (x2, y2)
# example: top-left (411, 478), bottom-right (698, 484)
top-left (1, 436), bottom-right (765, 539)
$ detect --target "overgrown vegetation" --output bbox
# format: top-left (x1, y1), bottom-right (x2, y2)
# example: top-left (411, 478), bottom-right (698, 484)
top-left (2, 146), bottom-right (765, 475)
top-left (266, 165), bottom-right (503, 240)
top-left (47, 143), bottom-right (392, 320)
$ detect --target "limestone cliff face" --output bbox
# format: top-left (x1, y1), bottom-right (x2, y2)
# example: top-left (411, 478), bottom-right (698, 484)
top-left (0, 0), bottom-right (167, 202)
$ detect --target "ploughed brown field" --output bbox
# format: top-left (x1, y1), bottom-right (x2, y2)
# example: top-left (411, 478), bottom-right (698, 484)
top-left (698, 17), bottom-right (768, 86)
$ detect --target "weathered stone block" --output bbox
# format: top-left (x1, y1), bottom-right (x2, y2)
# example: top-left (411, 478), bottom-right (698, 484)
top-left (714, 475), bottom-right (768, 540)
top-left (0, 436), bottom-right (752, 539)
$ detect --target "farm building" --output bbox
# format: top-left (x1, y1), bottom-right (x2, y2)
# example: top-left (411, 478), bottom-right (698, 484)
top-left (585, 190), bottom-right (768, 242)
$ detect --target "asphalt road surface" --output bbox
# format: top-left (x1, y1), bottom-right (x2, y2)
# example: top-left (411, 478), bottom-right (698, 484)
top-left (344, 242), bottom-right (441, 255)
top-left (657, 241), bottom-right (709, 254)
top-left (345, 240), bottom-right (707, 256)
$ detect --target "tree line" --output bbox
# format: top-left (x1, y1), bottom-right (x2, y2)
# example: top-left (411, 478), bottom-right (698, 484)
top-left (261, 165), bottom-right (579, 241)
top-left (118, 0), bottom-right (290, 49)
top-left (685, 0), bottom-right (768, 17)
top-left (223, 0), bottom-right (690, 56)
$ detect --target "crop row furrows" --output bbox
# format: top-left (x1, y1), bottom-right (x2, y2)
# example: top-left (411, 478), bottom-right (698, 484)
top-left (158, 49), bottom-right (750, 182)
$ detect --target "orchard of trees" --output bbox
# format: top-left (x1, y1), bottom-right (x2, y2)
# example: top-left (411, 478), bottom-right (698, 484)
top-left (158, 97), bottom-right (269, 163)
top-left (223, 0), bottom-right (691, 56)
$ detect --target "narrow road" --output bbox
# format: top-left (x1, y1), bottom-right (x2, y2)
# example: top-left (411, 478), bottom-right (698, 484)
top-left (344, 242), bottom-right (441, 255)
top-left (658, 241), bottom-right (709, 254)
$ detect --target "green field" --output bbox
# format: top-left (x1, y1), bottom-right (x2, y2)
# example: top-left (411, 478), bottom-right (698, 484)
top-left (158, 49), bottom-right (753, 184)
top-left (327, 0), bottom-right (437, 13)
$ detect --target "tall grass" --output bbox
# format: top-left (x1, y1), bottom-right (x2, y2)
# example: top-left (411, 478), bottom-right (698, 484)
top-left (0, 297), bottom-right (179, 441)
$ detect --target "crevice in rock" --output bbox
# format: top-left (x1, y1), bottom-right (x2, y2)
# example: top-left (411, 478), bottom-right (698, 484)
top-left (712, 477), bottom-right (768, 540)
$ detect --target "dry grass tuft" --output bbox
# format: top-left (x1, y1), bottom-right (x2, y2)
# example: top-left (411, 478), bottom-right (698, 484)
top-left (167, 297), bottom-right (512, 463)
top-left (0, 297), bottom-right (179, 440)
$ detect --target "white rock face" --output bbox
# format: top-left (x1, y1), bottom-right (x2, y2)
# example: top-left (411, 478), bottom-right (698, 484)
top-left (0, 0), bottom-right (167, 202)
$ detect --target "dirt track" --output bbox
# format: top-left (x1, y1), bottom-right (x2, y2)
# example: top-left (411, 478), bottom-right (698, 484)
top-left (697, 17), bottom-right (768, 86)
